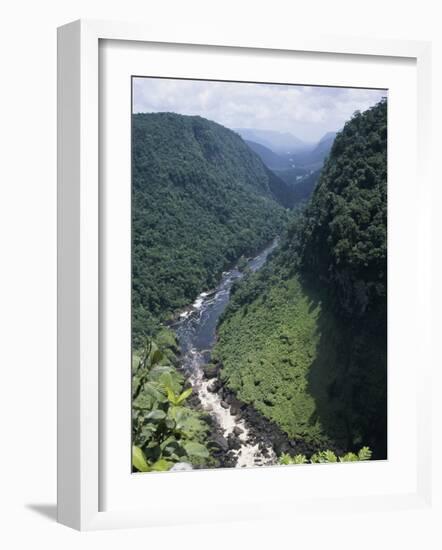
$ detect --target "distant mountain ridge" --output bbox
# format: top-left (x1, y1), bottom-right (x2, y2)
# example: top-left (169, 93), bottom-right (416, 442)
top-left (238, 127), bottom-right (338, 173)
top-left (234, 128), bottom-right (311, 154)
top-left (288, 131), bottom-right (337, 171)
top-left (245, 140), bottom-right (292, 171)
top-left (241, 128), bottom-right (338, 203)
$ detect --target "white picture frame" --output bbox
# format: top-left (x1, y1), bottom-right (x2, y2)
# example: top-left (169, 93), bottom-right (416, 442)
top-left (57, 19), bottom-right (433, 531)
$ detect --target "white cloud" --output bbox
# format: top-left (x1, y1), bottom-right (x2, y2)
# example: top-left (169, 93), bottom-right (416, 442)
top-left (133, 78), bottom-right (386, 142)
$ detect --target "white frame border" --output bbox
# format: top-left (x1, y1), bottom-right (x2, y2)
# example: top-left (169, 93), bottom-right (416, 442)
top-left (57, 19), bottom-right (432, 531)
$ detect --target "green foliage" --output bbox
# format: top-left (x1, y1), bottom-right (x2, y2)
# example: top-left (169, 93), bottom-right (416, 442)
top-left (357, 446), bottom-right (372, 461)
top-left (278, 446), bottom-right (372, 465)
top-left (299, 100), bottom-right (387, 321)
top-left (132, 332), bottom-right (212, 472)
top-left (311, 450), bottom-right (337, 463)
top-left (166, 387), bottom-right (193, 407)
top-left (276, 168), bottom-right (322, 205)
top-left (298, 100), bottom-right (388, 456)
top-left (214, 271), bottom-right (329, 446)
top-left (132, 445), bottom-right (150, 472)
top-left (132, 112), bottom-right (288, 345)
top-left (215, 100), bottom-right (387, 458)
top-left (279, 452), bottom-right (308, 465)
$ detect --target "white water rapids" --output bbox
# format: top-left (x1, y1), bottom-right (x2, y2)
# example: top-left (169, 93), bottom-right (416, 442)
top-left (174, 240), bottom-right (279, 468)
top-left (187, 348), bottom-right (276, 467)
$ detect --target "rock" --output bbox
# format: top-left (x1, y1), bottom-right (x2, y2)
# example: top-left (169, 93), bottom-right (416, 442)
top-left (232, 396), bottom-right (244, 409)
top-left (227, 434), bottom-right (242, 450)
top-left (273, 438), bottom-right (291, 456)
top-left (220, 400), bottom-right (229, 409)
top-left (201, 413), bottom-right (214, 426)
top-left (208, 380), bottom-right (221, 393)
top-left (233, 426), bottom-right (244, 436)
top-left (209, 434), bottom-right (229, 453)
top-left (203, 363), bottom-right (219, 379)
top-left (223, 451), bottom-right (238, 468)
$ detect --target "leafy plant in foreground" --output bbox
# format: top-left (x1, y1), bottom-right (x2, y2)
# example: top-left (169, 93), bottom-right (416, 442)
top-left (132, 334), bottom-right (211, 472)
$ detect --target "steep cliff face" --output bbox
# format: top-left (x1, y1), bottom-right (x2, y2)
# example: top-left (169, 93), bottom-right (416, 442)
top-left (215, 100), bottom-right (388, 457)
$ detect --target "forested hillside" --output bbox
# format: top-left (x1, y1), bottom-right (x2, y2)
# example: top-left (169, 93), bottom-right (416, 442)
top-left (132, 113), bottom-right (289, 345)
top-left (214, 99), bottom-right (387, 458)
top-left (277, 168), bottom-right (322, 205)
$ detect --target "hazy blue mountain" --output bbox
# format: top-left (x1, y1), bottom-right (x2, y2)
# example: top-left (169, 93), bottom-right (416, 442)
top-left (317, 131), bottom-right (337, 145)
top-left (245, 140), bottom-right (291, 170)
top-left (284, 130), bottom-right (338, 171)
top-left (234, 128), bottom-right (311, 154)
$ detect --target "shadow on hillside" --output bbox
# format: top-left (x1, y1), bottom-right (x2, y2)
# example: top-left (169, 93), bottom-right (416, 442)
top-left (299, 276), bottom-right (387, 460)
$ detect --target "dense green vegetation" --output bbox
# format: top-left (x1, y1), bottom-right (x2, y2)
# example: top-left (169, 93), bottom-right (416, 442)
top-left (213, 269), bottom-right (330, 446)
top-left (279, 446), bottom-right (372, 465)
top-left (214, 100), bottom-right (387, 457)
top-left (132, 331), bottom-right (214, 472)
top-left (132, 113), bottom-right (289, 345)
top-left (277, 168), bottom-right (322, 205)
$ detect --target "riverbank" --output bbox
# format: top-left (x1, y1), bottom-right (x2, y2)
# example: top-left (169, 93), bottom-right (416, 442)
top-left (172, 240), bottom-right (284, 468)
top-left (170, 237), bottom-right (339, 468)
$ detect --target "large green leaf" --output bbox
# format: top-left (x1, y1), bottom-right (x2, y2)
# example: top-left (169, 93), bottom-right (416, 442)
top-left (132, 445), bottom-right (150, 472)
top-left (138, 424), bottom-right (156, 446)
top-left (160, 437), bottom-right (186, 457)
top-left (149, 365), bottom-right (174, 380)
top-left (176, 387), bottom-right (193, 405)
top-left (150, 458), bottom-right (173, 472)
top-left (144, 381), bottom-right (167, 403)
top-left (133, 393), bottom-right (154, 410)
top-left (145, 409), bottom-right (167, 421)
top-left (166, 387), bottom-right (178, 405)
top-left (183, 441), bottom-right (209, 458)
top-left (149, 348), bottom-right (164, 367)
top-left (158, 372), bottom-right (175, 393)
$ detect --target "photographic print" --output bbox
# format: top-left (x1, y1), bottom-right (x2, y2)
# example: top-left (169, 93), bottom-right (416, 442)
top-left (131, 77), bottom-right (387, 473)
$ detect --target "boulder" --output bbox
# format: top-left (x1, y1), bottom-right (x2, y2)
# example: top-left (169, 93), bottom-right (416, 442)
top-left (227, 434), bottom-right (242, 451)
top-left (203, 363), bottom-right (219, 379)
top-left (208, 380), bottom-right (221, 393)
top-left (209, 434), bottom-right (229, 453)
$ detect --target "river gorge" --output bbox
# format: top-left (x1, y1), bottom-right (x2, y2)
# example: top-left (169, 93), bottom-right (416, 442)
top-left (173, 240), bottom-right (280, 468)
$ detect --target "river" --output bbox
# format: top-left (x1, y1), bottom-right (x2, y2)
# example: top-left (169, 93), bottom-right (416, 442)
top-left (173, 239), bottom-right (279, 468)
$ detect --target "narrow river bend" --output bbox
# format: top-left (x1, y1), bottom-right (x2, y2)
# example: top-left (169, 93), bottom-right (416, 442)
top-left (174, 240), bottom-right (279, 468)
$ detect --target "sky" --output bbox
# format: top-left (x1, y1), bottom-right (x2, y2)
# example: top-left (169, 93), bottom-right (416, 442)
top-left (133, 77), bottom-right (386, 143)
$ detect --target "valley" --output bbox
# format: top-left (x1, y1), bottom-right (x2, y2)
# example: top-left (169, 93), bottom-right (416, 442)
top-left (131, 98), bottom-right (387, 472)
